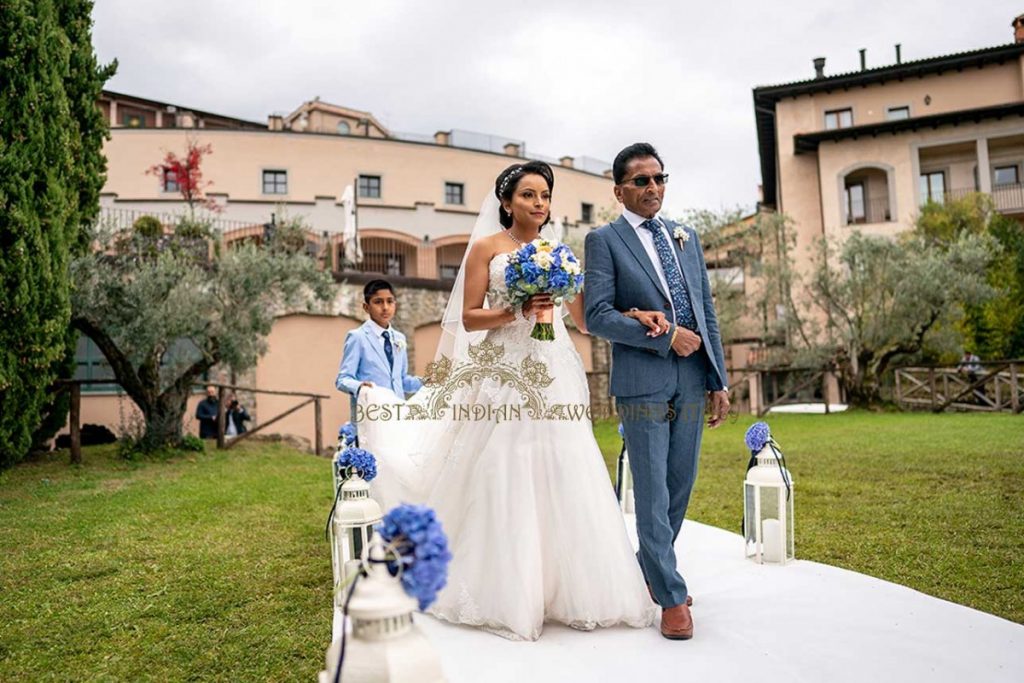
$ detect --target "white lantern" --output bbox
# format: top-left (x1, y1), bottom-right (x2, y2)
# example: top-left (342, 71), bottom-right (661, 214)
top-left (330, 475), bottom-right (383, 597)
top-left (743, 445), bottom-right (795, 564)
top-left (319, 533), bottom-right (447, 683)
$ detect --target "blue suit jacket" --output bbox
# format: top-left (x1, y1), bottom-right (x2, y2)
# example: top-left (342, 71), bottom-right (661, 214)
top-left (584, 215), bottom-right (728, 398)
top-left (335, 321), bottom-right (423, 399)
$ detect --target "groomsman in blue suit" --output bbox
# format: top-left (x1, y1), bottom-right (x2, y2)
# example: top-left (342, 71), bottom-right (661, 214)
top-left (585, 143), bottom-right (730, 642)
top-left (335, 280), bottom-right (423, 401)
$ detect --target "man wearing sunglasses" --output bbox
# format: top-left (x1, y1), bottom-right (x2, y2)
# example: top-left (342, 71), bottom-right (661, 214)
top-left (584, 142), bottom-right (729, 642)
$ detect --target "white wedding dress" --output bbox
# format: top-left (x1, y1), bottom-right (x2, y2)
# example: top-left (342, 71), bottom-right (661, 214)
top-left (357, 252), bottom-right (658, 641)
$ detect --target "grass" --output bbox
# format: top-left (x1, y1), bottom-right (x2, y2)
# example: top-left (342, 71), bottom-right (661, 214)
top-left (0, 443), bottom-right (333, 681)
top-left (1, 412), bottom-right (1021, 680)
top-left (596, 411), bottom-right (1024, 624)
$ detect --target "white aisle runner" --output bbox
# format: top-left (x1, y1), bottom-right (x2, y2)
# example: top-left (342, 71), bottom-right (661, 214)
top-left (407, 517), bottom-right (1024, 683)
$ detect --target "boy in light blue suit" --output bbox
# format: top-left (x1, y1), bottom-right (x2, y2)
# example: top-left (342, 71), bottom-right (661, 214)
top-left (335, 280), bottom-right (423, 400)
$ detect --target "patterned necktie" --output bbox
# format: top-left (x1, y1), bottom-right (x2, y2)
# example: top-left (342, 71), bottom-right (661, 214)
top-left (640, 219), bottom-right (698, 331)
top-left (382, 330), bottom-right (394, 370)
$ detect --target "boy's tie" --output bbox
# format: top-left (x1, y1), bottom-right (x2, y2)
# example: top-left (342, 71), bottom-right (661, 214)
top-left (382, 330), bottom-right (395, 370)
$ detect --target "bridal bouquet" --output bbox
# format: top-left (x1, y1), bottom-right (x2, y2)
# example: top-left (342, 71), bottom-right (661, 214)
top-left (334, 445), bottom-right (377, 482)
top-left (378, 504), bottom-right (452, 610)
top-left (504, 238), bottom-right (584, 341)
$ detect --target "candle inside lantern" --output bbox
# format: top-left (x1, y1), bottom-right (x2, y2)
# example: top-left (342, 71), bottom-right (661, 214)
top-left (762, 518), bottom-right (782, 563)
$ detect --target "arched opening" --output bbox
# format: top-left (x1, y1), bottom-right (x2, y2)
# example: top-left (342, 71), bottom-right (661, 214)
top-left (357, 235), bottom-right (418, 277)
top-left (840, 165), bottom-right (893, 225)
top-left (436, 242), bottom-right (468, 280)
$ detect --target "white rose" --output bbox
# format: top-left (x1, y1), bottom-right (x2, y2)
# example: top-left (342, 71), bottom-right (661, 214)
top-left (532, 251), bottom-right (554, 269)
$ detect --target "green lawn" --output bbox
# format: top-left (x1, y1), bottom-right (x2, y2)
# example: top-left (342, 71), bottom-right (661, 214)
top-left (597, 411), bottom-right (1024, 624)
top-left (1, 412), bottom-right (1021, 680)
top-left (0, 443), bottom-right (333, 681)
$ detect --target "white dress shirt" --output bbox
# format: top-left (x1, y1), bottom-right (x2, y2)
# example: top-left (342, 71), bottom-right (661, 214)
top-left (365, 318), bottom-right (395, 359)
top-left (622, 207), bottom-right (684, 321)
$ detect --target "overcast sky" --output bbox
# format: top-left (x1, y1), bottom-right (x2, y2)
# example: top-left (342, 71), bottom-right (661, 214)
top-left (93, 1), bottom-right (1015, 216)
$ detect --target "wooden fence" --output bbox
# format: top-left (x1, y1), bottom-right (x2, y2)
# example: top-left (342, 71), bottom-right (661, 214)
top-left (893, 361), bottom-right (1023, 413)
top-left (55, 379), bottom-right (330, 464)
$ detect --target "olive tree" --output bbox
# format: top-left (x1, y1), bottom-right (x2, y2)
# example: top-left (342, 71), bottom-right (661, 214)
top-left (70, 225), bottom-right (334, 451)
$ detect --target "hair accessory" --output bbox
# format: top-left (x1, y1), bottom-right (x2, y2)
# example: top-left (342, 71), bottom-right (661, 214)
top-left (498, 167), bottom-right (524, 197)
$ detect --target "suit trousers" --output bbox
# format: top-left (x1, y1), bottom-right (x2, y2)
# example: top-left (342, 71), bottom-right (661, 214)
top-left (616, 347), bottom-right (709, 609)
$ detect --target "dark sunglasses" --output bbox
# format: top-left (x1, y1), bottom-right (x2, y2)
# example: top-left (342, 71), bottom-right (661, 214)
top-left (621, 173), bottom-right (669, 188)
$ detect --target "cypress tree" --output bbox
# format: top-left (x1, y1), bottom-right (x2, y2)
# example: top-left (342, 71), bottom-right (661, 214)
top-left (28, 1), bottom-right (116, 453)
top-left (0, 0), bottom-right (89, 466)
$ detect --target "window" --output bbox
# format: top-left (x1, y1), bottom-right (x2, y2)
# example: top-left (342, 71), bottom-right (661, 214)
top-left (337, 121), bottom-right (351, 135)
top-left (74, 334), bottom-right (117, 393)
top-left (444, 182), bottom-right (464, 205)
top-left (121, 108), bottom-right (146, 127)
top-left (74, 334), bottom-right (205, 394)
top-left (920, 171), bottom-right (946, 204)
top-left (844, 183), bottom-right (866, 224)
top-left (262, 170), bottom-right (287, 194)
top-left (824, 108), bottom-right (853, 130)
top-left (439, 264), bottom-right (460, 280)
top-left (581, 203), bottom-right (594, 224)
top-left (886, 106), bottom-right (910, 121)
top-left (162, 168), bottom-right (180, 193)
top-left (358, 175), bottom-right (381, 199)
top-left (994, 165), bottom-right (1019, 187)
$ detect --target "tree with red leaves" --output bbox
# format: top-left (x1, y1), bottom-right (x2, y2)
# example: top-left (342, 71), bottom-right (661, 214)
top-left (147, 139), bottom-right (221, 217)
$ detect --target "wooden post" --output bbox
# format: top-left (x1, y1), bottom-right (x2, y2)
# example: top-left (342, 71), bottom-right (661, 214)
top-left (1011, 362), bottom-right (1020, 413)
top-left (822, 370), bottom-right (830, 415)
top-left (929, 368), bottom-right (937, 411)
top-left (895, 370), bottom-right (902, 406)
top-left (70, 383), bottom-right (82, 465)
top-left (217, 385), bottom-right (226, 450)
top-left (314, 397), bottom-right (323, 456)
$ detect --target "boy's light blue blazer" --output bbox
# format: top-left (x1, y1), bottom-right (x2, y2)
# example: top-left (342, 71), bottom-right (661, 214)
top-left (335, 321), bottom-right (422, 399)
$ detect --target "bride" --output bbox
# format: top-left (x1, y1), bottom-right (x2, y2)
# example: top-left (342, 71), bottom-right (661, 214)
top-left (356, 161), bottom-right (659, 641)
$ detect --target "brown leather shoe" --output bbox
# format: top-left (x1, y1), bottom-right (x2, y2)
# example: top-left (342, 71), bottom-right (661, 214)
top-left (646, 584), bottom-right (693, 607)
top-left (660, 604), bottom-right (694, 640)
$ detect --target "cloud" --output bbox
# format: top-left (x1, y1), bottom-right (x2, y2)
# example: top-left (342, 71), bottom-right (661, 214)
top-left (93, 0), bottom-right (1015, 216)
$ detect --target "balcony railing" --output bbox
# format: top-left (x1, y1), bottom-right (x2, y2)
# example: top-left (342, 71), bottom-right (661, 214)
top-left (844, 195), bottom-right (892, 225)
top-left (940, 184), bottom-right (1024, 213)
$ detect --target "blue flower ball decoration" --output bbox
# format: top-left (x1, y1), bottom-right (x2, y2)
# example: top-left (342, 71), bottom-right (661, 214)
top-left (338, 422), bottom-right (357, 447)
top-left (334, 446), bottom-right (377, 482)
top-left (744, 421), bottom-right (771, 453)
top-left (378, 504), bottom-right (452, 611)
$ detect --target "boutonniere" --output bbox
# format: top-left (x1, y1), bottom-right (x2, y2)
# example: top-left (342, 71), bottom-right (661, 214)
top-left (393, 338), bottom-right (405, 351)
top-left (673, 226), bottom-right (690, 250)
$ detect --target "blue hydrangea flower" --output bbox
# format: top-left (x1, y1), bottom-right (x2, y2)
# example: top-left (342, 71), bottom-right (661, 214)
top-left (334, 446), bottom-right (377, 482)
top-left (378, 504), bottom-right (452, 610)
top-left (745, 421), bottom-right (771, 453)
top-left (338, 422), bottom-right (357, 447)
top-left (503, 240), bottom-right (585, 307)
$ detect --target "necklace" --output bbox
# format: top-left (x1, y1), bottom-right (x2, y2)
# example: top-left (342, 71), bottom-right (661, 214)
top-left (506, 228), bottom-right (536, 246)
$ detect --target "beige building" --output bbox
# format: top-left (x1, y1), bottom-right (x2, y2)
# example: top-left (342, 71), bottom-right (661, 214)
top-left (75, 91), bottom-right (612, 449)
top-left (98, 90), bottom-right (613, 274)
top-left (716, 16), bottom-right (1024, 410)
top-left (753, 18), bottom-right (1024, 266)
